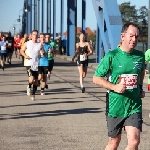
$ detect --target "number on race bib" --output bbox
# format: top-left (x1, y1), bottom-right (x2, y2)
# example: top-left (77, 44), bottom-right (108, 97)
top-left (118, 74), bottom-right (138, 89)
top-left (31, 63), bottom-right (38, 71)
top-left (80, 55), bottom-right (87, 61)
top-left (1, 46), bottom-right (6, 50)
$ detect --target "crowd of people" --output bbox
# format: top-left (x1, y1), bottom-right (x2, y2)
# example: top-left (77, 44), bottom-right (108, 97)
top-left (0, 22), bottom-right (150, 149)
top-left (0, 30), bottom-right (94, 95)
top-left (0, 30), bottom-right (93, 99)
top-left (0, 31), bottom-right (55, 101)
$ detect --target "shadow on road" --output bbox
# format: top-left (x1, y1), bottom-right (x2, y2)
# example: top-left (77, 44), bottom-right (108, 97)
top-left (0, 107), bottom-right (104, 120)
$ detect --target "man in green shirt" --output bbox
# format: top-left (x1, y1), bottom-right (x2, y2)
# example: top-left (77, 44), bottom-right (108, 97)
top-left (93, 23), bottom-right (145, 150)
top-left (145, 49), bottom-right (150, 62)
top-left (145, 49), bottom-right (150, 90)
top-left (145, 49), bottom-right (150, 118)
top-left (47, 36), bottom-right (56, 80)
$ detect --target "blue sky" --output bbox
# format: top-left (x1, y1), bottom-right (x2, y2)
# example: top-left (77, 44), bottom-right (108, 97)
top-left (0, 0), bottom-right (148, 34)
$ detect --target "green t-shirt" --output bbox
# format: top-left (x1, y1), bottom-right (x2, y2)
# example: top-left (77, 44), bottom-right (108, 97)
top-left (145, 49), bottom-right (150, 62)
top-left (94, 48), bottom-right (145, 117)
top-left (48, 52), bottom-right (54, 60)
top-left (145, 49), bottom-right (150, 83)
top-left (50, 41), bottom-right (57, 48)
top-left (48, 41), bottom-right (56, 60)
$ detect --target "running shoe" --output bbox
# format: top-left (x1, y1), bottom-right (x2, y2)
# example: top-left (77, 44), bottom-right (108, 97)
top-left (47, 74), bottom-right (50, 80)
top-left (45, 84), bottom-right (48, 89)
top-left (40, 90), bottom-right (45, 95)
top-left (81, 87), bottom-right (85, 93)
top-left (31, 96), bottom-right (36, 101)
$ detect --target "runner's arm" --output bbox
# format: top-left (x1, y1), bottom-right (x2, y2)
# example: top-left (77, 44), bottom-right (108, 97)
top-left (49, 47), bottom-right (54, 57)
top-left (140, 55), bottom-right (146, 86)
top-left (93, 76), bottom-right (126, 93)
top-left (20, 42), bottom-right (30, 59)
top-left (93, 76), bottom-right (115, 90)
top-left (139, 69), bottom-right (145, 98)
top-left (93, 53), bottom-right (126, 93)
top-left (72, 43), bottom-right (79, 59)
top-left (140, 70), bottom-right (145, 86)
top-left (86, 42), bottom-right (93, 56)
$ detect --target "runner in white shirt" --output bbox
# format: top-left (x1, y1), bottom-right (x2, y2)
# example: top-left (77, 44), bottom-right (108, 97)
top-left (20, 30), bottom-right (43, 101)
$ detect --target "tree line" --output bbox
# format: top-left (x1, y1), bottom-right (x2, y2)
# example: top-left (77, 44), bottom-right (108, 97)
top-left (88, 2), bottom-right (148, 44)
top-left (119, 2), bottom-right (148, 43)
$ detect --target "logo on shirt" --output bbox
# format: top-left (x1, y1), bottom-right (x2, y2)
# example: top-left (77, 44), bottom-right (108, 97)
top-left (133, 62), bottom-right (142, 69)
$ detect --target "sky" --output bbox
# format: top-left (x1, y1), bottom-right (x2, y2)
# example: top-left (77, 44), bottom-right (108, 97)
top-left (0, 0), bottom-right (149, 34)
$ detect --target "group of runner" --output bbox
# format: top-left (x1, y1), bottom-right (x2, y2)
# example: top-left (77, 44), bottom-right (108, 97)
top-left (0, 31), bottom-right (95, 97)
top-left (20, 30), bottom-right (55, 101)
top-left (0, 32), bottom-right (14, 70)
top-left (0, 30), bottom-right (55, 101)
top-left (20, 30), bottom-right (93, 101)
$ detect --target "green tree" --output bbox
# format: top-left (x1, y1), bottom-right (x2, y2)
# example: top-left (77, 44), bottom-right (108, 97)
top-left (138, 6), bottom-right (148, 43)
top-left (119, 2), bottom-right (138, 24)
top-left (87, 34), bottom-right (96, 42)
top-left (119, 2), bottom-right (148, 45)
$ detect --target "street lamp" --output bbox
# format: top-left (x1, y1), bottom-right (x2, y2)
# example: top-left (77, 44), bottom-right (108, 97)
top-left (25, 3), bottom-right (37, 31)
top-left (25, 4), bottom-right (37, 12)
top-left (12, 27), bottom-right (16, 35)
top-left (24, 8), bottom-right (29, 12)
top-left (12, 27), bottom-right (16, 30)
top-left (17, 9), bottom-right (23, 22)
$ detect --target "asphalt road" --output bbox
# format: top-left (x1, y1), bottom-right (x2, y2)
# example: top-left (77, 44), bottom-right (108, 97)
top-left (0, 56), bottom-right (150, 150)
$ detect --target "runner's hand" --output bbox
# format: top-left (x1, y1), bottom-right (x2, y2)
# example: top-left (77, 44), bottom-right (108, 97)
top-left (113, 83), bottom-right (126, 93)
top-left (83, 53), bottom-right (87, 57)
top-left (49, 49), bottom-right (53, 53)
top-left (140, 90), bottom-right (145, 98)
top-left (40, 49), bottom-right (45, 54)
top-left (25, 56), bottom-right (31, 59)
top-left (145, 70), bottom-right (148, 75)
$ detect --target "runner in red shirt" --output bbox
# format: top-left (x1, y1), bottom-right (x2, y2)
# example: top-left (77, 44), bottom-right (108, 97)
top-left (16, 34), bottom-right (21, 59)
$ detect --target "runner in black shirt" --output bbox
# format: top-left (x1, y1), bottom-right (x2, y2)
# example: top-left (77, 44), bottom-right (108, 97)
top-left (6, 32), bottom-right (14, 64)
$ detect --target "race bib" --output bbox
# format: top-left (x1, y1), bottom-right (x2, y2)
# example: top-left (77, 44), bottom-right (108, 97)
top-left (118, 74), bottom-right (138, 89)
top-left (1, 46), bottom-right (6, 50)
top-left (80, 55), bottom-right (87, 61)
top-left (31, 62), bottom-right (38, 71)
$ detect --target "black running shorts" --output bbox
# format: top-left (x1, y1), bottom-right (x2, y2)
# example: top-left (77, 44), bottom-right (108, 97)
top-left (106, 113), bottom-right (143, 138)
top-left (38, 66), bottom-right (48, 75)
top-left (48, 60), bottom-right (54, 72)
top-left (106, 93), bottom-right (143, 137)
top-left (26, 66), bottom-right (38, 79)
top-left (0, 53), bottom-right (7, 61)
